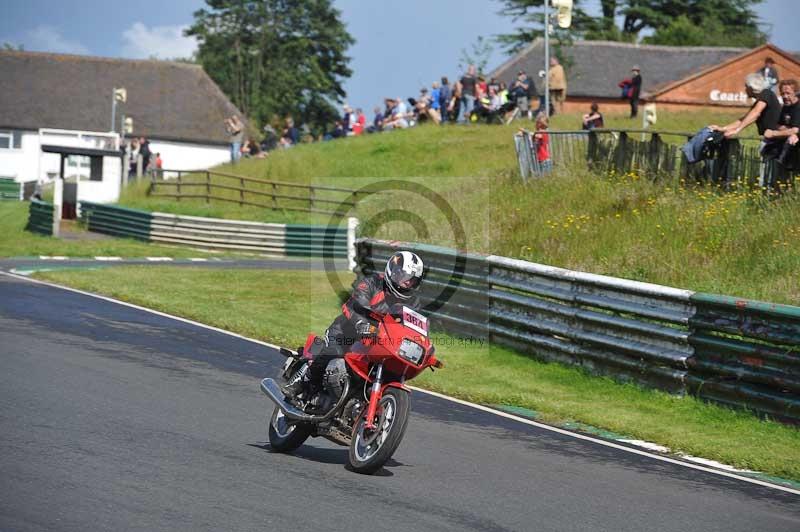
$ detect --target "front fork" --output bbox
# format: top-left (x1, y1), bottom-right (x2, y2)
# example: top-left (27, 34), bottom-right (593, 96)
top-left (363, 363), bottom-right (384, 430)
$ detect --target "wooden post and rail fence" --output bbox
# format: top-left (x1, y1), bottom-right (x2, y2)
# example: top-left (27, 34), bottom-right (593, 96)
top-left (147, 169), bottom-right (363, 215)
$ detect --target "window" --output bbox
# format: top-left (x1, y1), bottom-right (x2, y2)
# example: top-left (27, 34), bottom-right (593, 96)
top-left (66, 155), bottom-right (91, 180)
top-left (0, 130), bottom-right (22, 150)
top-left (89, 156), bottom-right (103, 181)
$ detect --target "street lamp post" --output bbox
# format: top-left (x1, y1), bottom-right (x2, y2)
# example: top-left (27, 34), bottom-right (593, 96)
top-left (544, 0), bottom-right (550, 120)
top-left (110, 87), bottom-right (127, 133)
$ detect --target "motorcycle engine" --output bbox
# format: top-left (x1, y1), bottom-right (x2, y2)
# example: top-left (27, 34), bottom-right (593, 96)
top-left (324, 358), bottom-right (349, 399)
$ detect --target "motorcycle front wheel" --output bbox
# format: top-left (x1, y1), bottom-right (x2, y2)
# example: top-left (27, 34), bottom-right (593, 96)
top-left (268, 407), bottom-right (312, 452)
top-left (348, 388), bottom-right (410, 475)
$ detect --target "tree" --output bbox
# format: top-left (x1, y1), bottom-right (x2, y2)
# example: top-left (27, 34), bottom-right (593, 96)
top-left (459, 36), bottom-right (495, 76)
top-left (496, 0), bottom-right (766, 50)
top-left (187, 0), bottom-right (354, 136)
top-left (496, 0), bottom-right (598, 54)
top-left (642, 14), bottom-right (766, 48)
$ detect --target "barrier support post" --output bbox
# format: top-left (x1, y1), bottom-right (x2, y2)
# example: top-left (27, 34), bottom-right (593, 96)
top-left (347, 217), bottom-right (360, 271)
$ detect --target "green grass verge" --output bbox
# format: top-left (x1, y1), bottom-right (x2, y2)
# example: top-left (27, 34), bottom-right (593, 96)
top-left (0, 201), bottom-right (256, 259)
top-left (32, 266), bottom-right (800, 482)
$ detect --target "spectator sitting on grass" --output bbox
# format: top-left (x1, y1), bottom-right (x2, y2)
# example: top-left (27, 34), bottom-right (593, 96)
top-left (384, 97), bottom-right (409, 129)
top-left (279, 117), bottom-right (299, 148)
top-left (412, 87), bottom-right (441, 124)
top-left (353, 108), bottom-right (366, 135)
top-left (582, 102), bottom-right (604, 130)
top-left (367, 106), bottom-right (384, 133)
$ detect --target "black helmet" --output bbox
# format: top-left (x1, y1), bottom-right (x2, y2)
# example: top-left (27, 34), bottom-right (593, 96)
top-left (384, 251), bottom-right (424, 300)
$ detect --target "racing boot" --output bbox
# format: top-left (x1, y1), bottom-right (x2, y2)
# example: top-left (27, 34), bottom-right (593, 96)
top-left (280, 363), bottom-right (308, 398)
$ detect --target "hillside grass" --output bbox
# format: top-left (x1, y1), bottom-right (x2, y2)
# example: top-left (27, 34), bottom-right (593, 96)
top-left (32, 266), bottom-right (800, 482)
top-left (115, 109), bottom-right (800, 304)
top-left (0, 201), bottom-right (227, 258)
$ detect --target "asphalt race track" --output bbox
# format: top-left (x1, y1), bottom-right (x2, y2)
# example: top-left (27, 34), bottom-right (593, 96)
top-left (1, 273), bottom-right (798, 532)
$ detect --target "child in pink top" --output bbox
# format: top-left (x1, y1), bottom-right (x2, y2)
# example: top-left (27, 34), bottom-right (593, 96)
top-left (533, 113), bottom-right (552, 174)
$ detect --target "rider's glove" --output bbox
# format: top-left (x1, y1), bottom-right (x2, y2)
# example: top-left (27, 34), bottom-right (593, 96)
top-left (355, 319), bottom-right (376, 337)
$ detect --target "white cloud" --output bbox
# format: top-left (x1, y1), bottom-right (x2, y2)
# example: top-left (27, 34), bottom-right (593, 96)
top-left (25, 25), bottom-right (90, 55)
top-left (121, 22), bottom-right (197, 60)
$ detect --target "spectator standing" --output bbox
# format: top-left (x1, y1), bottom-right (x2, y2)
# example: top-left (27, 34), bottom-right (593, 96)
top-left (138, 137), bottom-right (151, 172)
top-left (225, 115), bottom-right (244, 163)
top-left (713, 73), bottom-right (781, 139)
top-left (510, 70), bottom-right (532, 120)
top-left (439, 77), bottom-right (452, 123)
top-left (449, 80), bottom-right (462, 123)
top-left (760, 57), bottom-right (780, 93)
top-left (548, 57), bottom-right (567, 115)
top-left (430, 82), bottom-right (442, 124)
top-left (629, 66), bottom-right (642, 118)
top-left (712, 73), bottom-right (782, 187)
top-left (459, 65), bottom-right (477, 123)
top-left (582, 102), bottom-right (604, 130)
top-left (155, 152), bottom-right (163, 178)
top-left (533, 113), bottom-right (551, 174)
top-left (127, 138), bottom-right (139, 176)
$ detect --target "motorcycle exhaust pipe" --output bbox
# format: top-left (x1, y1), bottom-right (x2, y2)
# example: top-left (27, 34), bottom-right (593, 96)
top-left (260, 377), bottom-right (350, 423)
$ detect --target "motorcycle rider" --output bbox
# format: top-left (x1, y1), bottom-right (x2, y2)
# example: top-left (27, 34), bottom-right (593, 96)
top-left (282, 250), bottom-right (425, 399)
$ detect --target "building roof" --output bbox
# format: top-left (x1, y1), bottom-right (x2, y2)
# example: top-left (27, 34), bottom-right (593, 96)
top-left (41, 144), bottom-right (122, 158)
top-left (491, 40), bottom-right (749, 99)
top-left (0, 50), bottom-right (243, 145)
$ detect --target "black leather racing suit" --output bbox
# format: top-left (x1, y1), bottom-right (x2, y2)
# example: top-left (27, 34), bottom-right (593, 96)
top-left (307, 272), bottom-right (419, 385)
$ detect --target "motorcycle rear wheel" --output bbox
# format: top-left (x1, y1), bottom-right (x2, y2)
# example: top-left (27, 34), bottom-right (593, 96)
top-left (348, 388), bottom-right (410, 475)
top-left (268, 407), bottom-right (312, 452)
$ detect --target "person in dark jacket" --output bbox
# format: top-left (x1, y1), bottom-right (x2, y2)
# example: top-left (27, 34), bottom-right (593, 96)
top-left (629, 66), bottom-right (642, 118)
top-left (282, 251), bottom-right (425, 398)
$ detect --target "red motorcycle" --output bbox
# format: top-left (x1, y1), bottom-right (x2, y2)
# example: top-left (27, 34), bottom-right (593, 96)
top-left (260, 304), bottom-right (442, 474)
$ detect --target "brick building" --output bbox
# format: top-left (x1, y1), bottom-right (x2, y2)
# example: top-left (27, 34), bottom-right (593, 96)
top-left (491, 40), bottom-right (800, 115)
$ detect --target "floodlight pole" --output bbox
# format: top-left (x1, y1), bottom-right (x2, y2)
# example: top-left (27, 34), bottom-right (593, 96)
top-left (544, 0), bottom-right (550, 120)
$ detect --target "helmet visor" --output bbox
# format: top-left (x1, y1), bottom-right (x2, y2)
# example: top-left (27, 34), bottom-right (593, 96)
top-left (391, 270), bottom-right (421, 291)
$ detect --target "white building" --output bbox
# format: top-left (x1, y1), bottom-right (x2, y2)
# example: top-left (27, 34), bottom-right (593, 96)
top-left (0, 50), bottom-right (243, 198)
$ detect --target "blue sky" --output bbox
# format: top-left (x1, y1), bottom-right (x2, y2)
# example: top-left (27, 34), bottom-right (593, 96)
top-left (2, 0), bottom-right (797, 113)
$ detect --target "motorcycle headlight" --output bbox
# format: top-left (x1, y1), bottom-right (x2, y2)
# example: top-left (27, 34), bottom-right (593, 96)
top-left (398, 338), bottom-right (424, 365)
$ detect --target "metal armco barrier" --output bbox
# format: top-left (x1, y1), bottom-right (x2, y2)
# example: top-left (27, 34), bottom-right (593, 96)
top-left (0, 177), bottom-right (22, 200)
top-left (25, 199), bottom-right (55, 236)
top-left (80, 202), bottom-right (351, 258)
top-left (355, 238), bottom-right (800, 422)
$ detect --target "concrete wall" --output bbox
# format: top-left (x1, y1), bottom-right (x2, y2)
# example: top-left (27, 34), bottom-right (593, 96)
top-left (147, 139), bottom-right (229, 173)
top-left (0, 131), bottom-right (40, 181)
top-left (76, 156), bottom-right (123, 206)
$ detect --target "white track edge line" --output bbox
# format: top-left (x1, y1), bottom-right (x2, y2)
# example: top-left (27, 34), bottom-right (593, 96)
top-left (408, 386), bottom-right (800, 496)
top-left (2, 270), bottom-right (798, 496)
top-left (0, 271), bottom-right (283, 351)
